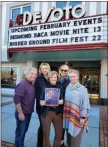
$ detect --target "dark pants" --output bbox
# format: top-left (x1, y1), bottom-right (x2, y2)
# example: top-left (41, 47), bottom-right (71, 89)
top-left (37, 113), bottom-right (43, 147)
top-left (15, 111), bottom-right (31, 147)
top-left (41, 111), bottom-right (63, 147)
top-left (61, 128), bottom-right (65, 141)
top-left (61, 111), bottom-right (65, 142)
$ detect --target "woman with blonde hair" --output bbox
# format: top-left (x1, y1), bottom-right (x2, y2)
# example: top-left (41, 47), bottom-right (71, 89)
top-left (58, 64), bottom-right (70, 147)
top-left (40, 71), bottom-right (64, 147)
top-left (34, 62), bottom-right (51, 147)
top-left (63, 69), bottom-right (90, 147)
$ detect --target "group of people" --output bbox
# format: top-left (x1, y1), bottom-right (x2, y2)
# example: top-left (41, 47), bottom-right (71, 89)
top-left (14, 63), bottom-right (90, 147)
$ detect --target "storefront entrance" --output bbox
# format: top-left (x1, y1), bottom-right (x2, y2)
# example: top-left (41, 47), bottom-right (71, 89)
top-left (74, 68), bottom-right (100, 100)
top-left (38, 61), bottom-right (100, 100)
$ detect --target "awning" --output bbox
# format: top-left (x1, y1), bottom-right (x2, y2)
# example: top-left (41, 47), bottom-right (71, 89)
top-left (10, 49), bottom-right (108, 61)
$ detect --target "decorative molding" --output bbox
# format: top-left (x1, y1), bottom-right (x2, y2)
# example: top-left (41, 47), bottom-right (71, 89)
top-left (106, 1), bottom-right (108, 15)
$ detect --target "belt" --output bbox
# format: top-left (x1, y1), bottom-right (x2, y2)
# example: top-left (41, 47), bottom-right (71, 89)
top-left (49, 107), bottom-right (57, 111)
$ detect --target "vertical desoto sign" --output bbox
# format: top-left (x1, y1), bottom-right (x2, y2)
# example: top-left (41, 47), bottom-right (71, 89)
top-left (23, 3), bottom-right (86, 25)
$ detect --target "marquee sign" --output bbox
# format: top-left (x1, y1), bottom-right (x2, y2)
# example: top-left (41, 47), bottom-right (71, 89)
top-left (8, 14), bottom-right (107, 49)
top-left (23, 4), bottom-right (86, 25)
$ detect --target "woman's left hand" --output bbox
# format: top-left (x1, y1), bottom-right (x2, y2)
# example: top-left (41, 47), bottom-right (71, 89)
top-left (58, 99), bottom-right (63, 105)
top-left (40, 100), bottom-right (46, 106)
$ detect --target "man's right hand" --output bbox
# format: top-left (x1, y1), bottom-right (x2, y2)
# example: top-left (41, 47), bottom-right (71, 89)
top-left (18, 113), bottom-right (25, 121)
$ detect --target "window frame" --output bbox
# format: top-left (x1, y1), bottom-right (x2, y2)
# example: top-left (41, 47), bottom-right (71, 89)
top-left (10, 4), bottom-right (31, 21)
top-left (56, 1), bottom-right (82, 8)
top-left (1, 65), bottom-right (19, 88)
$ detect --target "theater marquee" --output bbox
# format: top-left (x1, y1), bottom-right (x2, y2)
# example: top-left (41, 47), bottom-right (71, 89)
top-left (8, 14), bottom-right (107, 49)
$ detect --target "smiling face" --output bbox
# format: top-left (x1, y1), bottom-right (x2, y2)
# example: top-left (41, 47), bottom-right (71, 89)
top-left (49, 74), bottom-right (58, 85)
top-left (41, 65), bottom-right (49, 76)
top-left (69, 72), bottom-right (79, 84)
top-left (26, 68), bottom-right (37, 83)
top-left (60, 65), bottom-right (69, 78)
top-left (60, 68), bottom-right (68, 78)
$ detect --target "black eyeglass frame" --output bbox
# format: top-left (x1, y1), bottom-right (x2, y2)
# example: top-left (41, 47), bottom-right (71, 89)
top-left (61, 69), bottom-right (68, 72)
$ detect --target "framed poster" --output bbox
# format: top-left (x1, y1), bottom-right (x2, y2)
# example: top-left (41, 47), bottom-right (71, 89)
top-left (45, 88), bottom-right (60, 106)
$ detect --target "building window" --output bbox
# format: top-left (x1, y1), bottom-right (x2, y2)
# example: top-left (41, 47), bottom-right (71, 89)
top-left (56, 1), bottom-right (82, 18)
top-left (12, 8), bottom-right (20, 21)
top-left (11, 5), bottom-right (31, 26)
top-left (56, 1), bottom-right (82, 8)
top-left (22, 6), bottom-right (31, 14)
top-left (1, 67), bottom-right (17, 88)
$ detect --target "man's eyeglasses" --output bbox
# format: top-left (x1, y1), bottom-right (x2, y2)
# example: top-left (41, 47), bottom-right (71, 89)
top-left (61, 69), bottom-right (68, 72)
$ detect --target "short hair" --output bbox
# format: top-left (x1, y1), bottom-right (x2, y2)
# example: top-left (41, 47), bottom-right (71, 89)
top-left (26, 67), bottom-right (37, 75)
top-left (68, 69), bottom-right (80, 77)
top-left (60, 64), bottom-right (69, 71)
top-left (39, 63), bottom-right (51, 73)
top-left (48, 71), bottom-right (59, 81)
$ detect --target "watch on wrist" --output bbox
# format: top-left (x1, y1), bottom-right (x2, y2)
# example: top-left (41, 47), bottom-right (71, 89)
top-left (81, 117), bottom-right (85, 119)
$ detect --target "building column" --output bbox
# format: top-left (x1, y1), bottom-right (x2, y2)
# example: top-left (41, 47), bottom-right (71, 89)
top-left (33, 61), bottom-right (38, 69)
top-left (17, 66), bottom-right (21, 81)
top-left (0, 2), bottom-right (1, 48)
top-left (26, 60), bottom-right (33, 68)
top-left (21, 61), bottom-right (37, 78)
top-left (100, 59), bottom-right (108, 100)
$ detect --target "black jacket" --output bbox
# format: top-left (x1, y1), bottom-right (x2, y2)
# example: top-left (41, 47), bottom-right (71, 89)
top-left (40, 83), bottom-right (65, 117)
top-left (58, 76), bottom-right (70, 93)
top-left (34, 73), bottom-right (50, 114)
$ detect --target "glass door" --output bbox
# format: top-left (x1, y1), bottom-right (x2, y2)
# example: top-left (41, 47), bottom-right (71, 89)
top-left (74, 68), bottom-right (100, 99)
top-left (81, 69), bottom-right (100, 99)
top-left (83, 75), bottom-right (99, 94)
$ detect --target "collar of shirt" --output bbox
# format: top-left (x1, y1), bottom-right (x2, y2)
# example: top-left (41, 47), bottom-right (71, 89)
top-left (25, 78), bottom-right (33, 85)
top-left (68, 82), bottom-right (80, 91)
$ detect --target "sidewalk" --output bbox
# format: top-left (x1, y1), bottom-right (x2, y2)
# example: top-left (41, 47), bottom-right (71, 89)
top-left (1, 97), bottom-right (102, 147)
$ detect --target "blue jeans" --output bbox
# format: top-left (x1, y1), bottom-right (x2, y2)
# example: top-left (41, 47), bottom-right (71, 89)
top-left (15, 111), bottom-right (32, 147)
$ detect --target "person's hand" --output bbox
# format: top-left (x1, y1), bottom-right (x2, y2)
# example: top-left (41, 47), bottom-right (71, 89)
top-left (80, 118), bottom-right (85, 126)
top-left (58, 99), bottom-right (63, 105)
top-left (40, 100), bottom-right (46, 106)
top-left (18, 112), bottom-right (25, 121)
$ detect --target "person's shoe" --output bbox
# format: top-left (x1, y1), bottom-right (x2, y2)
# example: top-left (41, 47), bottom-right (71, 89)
top-left (60, 143), bottom-right (67, 147)
top-left (37, 142), bottom-right (43, 147)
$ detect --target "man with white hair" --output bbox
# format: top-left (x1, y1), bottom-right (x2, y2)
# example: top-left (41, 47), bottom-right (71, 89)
top-left (14, 68), bottom-right (37, 147)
